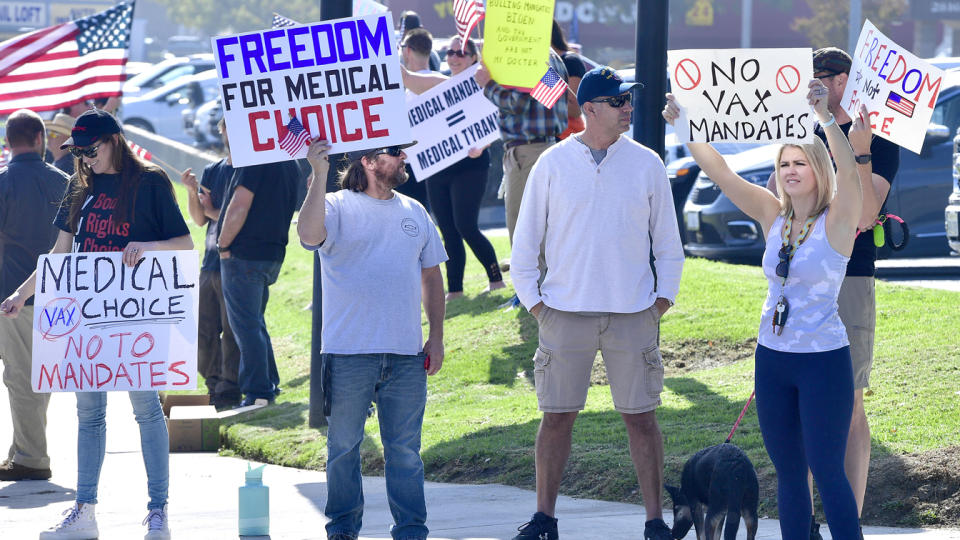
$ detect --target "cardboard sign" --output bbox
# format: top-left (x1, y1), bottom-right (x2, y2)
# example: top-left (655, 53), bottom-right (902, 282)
top-left (31, 251), bottom-right (199, 393)
top-left (483, 0), bottom-right (555, 88)
top-left (668, 48), bottom-right (815, 144)
top-left (842, 20), bottom-right (945, 154)
top-left (406, 65), bottom-right (501, 180)
top-left (211, 12), bottom-right (412, 167)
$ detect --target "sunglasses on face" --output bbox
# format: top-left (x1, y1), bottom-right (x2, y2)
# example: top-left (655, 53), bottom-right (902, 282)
top-left (590, 94), bottom-right (631, 108)
top-left (368, 146), bottom-right (404, 158)
top-left (775, 246), bottom-right (791, 279)
top-left (446, 49), bottom-right (473, 58)
top-left (815, 72), bottom-right (838, 81)
top-left (69, 141), bottom-right (103, 159)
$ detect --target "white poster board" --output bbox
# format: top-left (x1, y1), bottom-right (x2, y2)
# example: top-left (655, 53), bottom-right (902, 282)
top-left (211, 12), bottom-right (412, 167)
top-left (32, 251), bottom-right (199, 393)
top-left (842, 20), bottom-right (945, 154)
top-left (668, 48), bottom-right (815, 144)
top-left (406, 64), bottom-right (501, 181)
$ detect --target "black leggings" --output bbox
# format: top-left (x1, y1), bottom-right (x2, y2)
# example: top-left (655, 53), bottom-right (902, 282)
top-left (425, 162), bottom-right (501, 292)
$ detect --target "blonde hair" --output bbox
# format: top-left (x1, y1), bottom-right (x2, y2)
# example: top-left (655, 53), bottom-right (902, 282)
top-left (773, 137), bottom-right (836, 217)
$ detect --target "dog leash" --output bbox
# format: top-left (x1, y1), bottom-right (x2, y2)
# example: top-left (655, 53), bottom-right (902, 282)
top-left (856, 213), bottom-right (909, 251)
top-left (725, 390), bottom-right (756, 443)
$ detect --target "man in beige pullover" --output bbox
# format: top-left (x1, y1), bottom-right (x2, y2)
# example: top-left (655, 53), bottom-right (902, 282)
top-left (509, 66), bottom-right (684, 540)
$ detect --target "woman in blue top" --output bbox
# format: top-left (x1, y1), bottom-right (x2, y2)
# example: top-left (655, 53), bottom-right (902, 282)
top-left (1, 109), bottom-right (192, 540)
top-left (663, 81), bottom-right (868, 539)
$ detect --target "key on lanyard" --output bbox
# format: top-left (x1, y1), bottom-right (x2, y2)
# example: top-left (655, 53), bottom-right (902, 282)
top-left (773, 296), bottom-right (789, 336)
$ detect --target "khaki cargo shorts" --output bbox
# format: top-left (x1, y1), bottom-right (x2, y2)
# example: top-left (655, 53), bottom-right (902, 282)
top-left (532, 305), bottom-right (664, 413)
top-left (837, 276), bottom-right (876, 389)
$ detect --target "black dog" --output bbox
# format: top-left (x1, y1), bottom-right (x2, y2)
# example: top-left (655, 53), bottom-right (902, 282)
top-left (665, 443), bottom-right (759, 540)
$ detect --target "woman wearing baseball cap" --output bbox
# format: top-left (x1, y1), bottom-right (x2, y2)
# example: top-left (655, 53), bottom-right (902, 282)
top-left (1, 109), bottom-right (192, 540)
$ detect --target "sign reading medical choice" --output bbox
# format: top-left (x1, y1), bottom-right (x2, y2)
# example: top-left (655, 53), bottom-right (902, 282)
top-left (842, 20), bottom-right (945, 154)
top-left (212, 12), bottom-right (411, 167)
top-left (406, 65), bottom-right (500, 180)
top-left (31, 251), bottom-right (199, 393)
top-left (668, 48), bottom-right (815, 144)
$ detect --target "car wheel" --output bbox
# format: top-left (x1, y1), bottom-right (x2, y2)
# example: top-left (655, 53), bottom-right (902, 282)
top-left (125, 118), bottom-right (154, 132)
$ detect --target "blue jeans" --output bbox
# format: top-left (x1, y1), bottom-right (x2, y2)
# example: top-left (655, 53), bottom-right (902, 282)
top-left (76, 391), bottom-right (168, 510)
top-left (324, 353), bottom-right (428, 540)
top-left (220, 257), bottom-right (282, 400)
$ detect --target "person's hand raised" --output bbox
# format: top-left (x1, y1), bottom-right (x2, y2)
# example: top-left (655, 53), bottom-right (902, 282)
top-left (848, 104), bottom-right (873, 155)
top-left (807, 79), bottom-right (831, 122)
top-left (661, 93), bottom-right (682, 126)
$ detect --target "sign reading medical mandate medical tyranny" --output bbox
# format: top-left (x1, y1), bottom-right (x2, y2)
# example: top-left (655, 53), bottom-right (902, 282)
top-left (406, 64), bottom-right (501, 180)
top-left (212, 12), bottom-right (411, 167)
top-left (32, 251), bottom-right (199, 393)
top-left (842, 20), bottom-right (945, 154)
top-left (668, 48), bottom-right (815, 144)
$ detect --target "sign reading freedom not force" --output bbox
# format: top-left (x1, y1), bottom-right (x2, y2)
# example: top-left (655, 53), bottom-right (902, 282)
top-left (32, 251), bottom-right (199, 393)
top-left (668, 48), bottom-right (815, 144)
top-left (842, 20), bottom-right (945, 154)
top-left (406, 64), bottom-right (500, 180)
top-left (212, 12), bottom-right (411, 167)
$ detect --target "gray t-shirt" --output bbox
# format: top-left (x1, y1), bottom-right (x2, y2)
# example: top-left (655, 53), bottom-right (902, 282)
top-left (307, 190), bottom-right (447, 355)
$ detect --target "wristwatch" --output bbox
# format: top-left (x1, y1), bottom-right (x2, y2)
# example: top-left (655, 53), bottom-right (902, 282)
top-left (855, 154), bottom-right (872, 164)
top-left (217, 244), bottom-right (231, 253)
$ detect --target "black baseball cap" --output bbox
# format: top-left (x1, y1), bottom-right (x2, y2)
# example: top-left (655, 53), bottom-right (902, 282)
top-left (813, 47), bottom-right (852, 76)
top-left (345, 142), bottom-right (418, 163)
top-left (60, 108), bottom-right (122, 149)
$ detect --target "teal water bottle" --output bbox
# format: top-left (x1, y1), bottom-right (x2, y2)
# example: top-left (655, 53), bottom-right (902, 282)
top-left (239, 463), bottom-right (269, 536)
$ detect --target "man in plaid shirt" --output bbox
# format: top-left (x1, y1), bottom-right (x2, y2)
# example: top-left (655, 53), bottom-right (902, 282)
top-left (475, 52), bottom-right (568, 246)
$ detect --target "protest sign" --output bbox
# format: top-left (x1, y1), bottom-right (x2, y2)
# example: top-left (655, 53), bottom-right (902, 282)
top-left (31, 251), bottom-right (199, 393)
top-left (211, 12), bottom-right (411, 167)
top-left (483, 0), bottom-right (555, 88)
top-left (668, 48), bottom-right (815, 145)
top-left (406, 64), bottom-right (501, 180)
top-left (842, 20), bottom-right (945, 154)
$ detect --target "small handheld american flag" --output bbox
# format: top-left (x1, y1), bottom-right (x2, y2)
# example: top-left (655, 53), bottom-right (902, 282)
top-left (272, 13), bottom-right (299, 28)
top-left (530, 67), bottom-right (568, 110)
top-left (453, 0), bottom-right (485, 52)
top-left (128, 141), bottom-right (152, 161)
top-left (279, 116), bottom-right (312, 159)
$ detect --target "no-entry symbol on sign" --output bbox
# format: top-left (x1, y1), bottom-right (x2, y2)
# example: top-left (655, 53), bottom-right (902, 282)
top-left (776, 65), bottom-right (801, 94)
top-left (675, 59), bottom-right (702, 91)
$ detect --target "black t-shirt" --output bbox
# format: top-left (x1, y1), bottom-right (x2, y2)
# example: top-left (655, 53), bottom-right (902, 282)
top-left (198, 159), bottom-right (233, 272)
top-left (814, 121), bottom-right (900, 277)
top-left (0, 153), bottom-right (69, 305)
top-left (562, 52), bottom-right (586, 79)
top-left (54, 169), bottom-right (190, 253)
top-left (217, 160), bottom-right (299, 262)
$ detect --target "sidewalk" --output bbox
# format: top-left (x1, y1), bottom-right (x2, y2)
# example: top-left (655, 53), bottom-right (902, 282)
top-left (2, 379), bottom-right (959, 539)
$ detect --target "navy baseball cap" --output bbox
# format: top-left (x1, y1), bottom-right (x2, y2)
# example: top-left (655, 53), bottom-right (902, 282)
top-left (60, 108), bottom-right (122, 149)
top-left (345, 141), bottom-right (418, 163)
top-left (577, 66), bottom-right (643, 106)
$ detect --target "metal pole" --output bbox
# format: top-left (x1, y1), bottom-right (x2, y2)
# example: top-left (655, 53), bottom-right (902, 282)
top-left (309, 0), bottom-right (353, 429)
top-left (848, 0), bottom-right (862, 54)
top-left (633, 0), bottom-right (669, 159)
top-left (741, 0), bottom-right (752, 49)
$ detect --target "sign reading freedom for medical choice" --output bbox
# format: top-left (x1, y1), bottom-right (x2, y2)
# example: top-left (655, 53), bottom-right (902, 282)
top-left (406, 64), bottom-right (501, 180)
top-left (31, 251), bottom-right (199, 393)
top-left (842, 20), bottom-right (945, 154)
top-left (668, 49), bottom-right (815, 145)
top-left (211, 12), bottom-right (411, 167)
top-left (483, 0), bottom-right (555, 89)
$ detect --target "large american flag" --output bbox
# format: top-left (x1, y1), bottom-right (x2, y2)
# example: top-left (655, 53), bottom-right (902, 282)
top-left (0, 3), bottom-right (134, 115)
top-left (453, 0), bottom-right (485, 51)
top-left (279, 116), bottom-right (312, 158)
top-left (530, 67), bottom-right (568, 109)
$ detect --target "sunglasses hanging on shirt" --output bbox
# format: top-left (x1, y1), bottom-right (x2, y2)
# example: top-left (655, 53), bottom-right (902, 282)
top-left (772, 211), bottom-right (818, 336)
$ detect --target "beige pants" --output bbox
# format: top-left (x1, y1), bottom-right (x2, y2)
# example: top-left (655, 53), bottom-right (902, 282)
top-left (837, 276), bottom-right (876, 389)
top-left (503, 141), bottom-right (553, 243)
top-left (0, 305), bottom-right (51, 469)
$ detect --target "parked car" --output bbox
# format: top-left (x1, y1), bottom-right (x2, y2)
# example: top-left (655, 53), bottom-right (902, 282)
top-left (684, 72), bottom-right (960, 261)
top-left (123, 54), bottom-right (215, 99)
top-left (183, 96), bottom-right (223, 150)
top-left (120, 70), bottom-right (220, 144)
top-left (947, 128), bottom-right (960, 254)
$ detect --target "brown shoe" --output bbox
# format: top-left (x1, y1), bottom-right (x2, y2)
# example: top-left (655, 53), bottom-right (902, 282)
top-left (0, 460), bottom-right (51, 481)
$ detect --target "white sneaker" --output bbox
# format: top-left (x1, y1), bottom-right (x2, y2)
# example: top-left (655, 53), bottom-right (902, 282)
top-left (39, 503), bottom-right (98, 539)
top-left (143, 504), bottom-right (170, 540)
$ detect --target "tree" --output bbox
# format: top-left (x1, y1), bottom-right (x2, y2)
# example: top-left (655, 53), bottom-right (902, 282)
top-left (154, 0), bottom-right (325, 36)
top-left (792, 0), bottom-right (907, 50)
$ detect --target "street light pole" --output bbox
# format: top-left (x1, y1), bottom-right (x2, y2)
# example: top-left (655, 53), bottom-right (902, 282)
top-left (849, 0), bottom-right (862, 54)
top-left (633, 0), bottom-right (669, 159)
top-left (741, 0), bottom-right (752, 49)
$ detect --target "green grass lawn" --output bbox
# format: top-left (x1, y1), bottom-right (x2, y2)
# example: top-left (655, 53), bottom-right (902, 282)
top-left (170, 183), bottom-right (960, 523)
